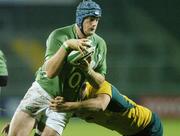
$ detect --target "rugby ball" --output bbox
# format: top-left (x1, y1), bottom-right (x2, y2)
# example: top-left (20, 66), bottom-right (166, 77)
top-left (67, 46), bottom-right (95, 65)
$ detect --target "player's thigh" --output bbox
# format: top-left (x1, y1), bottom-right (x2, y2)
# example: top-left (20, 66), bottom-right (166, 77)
top-left (37, 108), bottom-right (72, 136)
top-left (8, 110), bottom-right (35, 136)
top-left (41, 126), bottom-right (60, 136)
top-left (46, 109), bottom-right (72, 134)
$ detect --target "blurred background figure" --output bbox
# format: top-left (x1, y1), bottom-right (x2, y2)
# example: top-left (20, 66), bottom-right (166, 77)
top-left (0, 50), bottom-right (8, 134)
top-left (0, 0), bottom-right (180, 136)
top-left (0, 50), bottom-right (8, 87)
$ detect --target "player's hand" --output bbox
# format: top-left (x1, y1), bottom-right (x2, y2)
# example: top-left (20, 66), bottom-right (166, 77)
top-left (1, 123), bottom-right (10, 136)
top-left (65, 39), bottom-right (91, 55)
top-left (76, 59), bottom-right (90, 72)
top-left (50, 96), bottom-right (64, 105)
top-left (50, 96), bottom-right (76, 112)
top-left (50, 96), bottom-right (66, 112)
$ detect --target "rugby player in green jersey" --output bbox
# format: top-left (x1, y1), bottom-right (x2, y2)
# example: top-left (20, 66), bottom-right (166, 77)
top-left (50, 81), bottom-right (163, 136)
top-left (7, 0), bottom-right (108, 136)
top-left (0, 50), bottom-right (8, 87)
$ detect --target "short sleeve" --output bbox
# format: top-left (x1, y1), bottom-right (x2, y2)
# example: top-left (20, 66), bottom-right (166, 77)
top-left (85, 81), bottom-right (112, 98)
top-left (45, 30), bottom-right (66, 61)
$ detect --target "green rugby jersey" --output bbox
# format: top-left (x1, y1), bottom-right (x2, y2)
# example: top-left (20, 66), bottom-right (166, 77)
top-left (0, 50), bottom-right (8, 76)
top-left (36, 24), bottom-right (107, 100)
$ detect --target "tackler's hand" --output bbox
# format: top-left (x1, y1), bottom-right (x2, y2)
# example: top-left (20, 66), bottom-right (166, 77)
top-left (49, 96), bottom-right (74, 112)
top-left (50, 96), bottom-right (65, 112)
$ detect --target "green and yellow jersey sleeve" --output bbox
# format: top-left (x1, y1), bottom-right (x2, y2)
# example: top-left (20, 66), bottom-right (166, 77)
top-left (84, 81), bottom-right (111, 99)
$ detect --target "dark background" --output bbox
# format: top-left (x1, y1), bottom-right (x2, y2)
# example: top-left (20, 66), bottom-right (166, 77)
top-left (0, 0), bottom-right (180, 98)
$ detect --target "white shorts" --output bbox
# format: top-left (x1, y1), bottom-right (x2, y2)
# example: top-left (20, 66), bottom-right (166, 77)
top-left (16, 81), bottom-right (72, 135)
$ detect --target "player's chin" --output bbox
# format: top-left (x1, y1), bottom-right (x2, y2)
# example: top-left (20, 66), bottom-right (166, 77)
top-left (86, 31), bottom-right (95, 36)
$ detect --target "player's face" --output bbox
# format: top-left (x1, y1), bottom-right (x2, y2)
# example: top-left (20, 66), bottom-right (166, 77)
top-left (83, 16), bottom-right (99, 36)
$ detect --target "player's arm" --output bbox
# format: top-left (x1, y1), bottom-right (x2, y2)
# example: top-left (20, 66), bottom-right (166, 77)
top-left (44, 31), bottom-right (90, 78)
top-left (50, 81), bottom-right (112, 112)
top-left (78, 41), bottom-right (107, 89)
top-left (44, 45), bottom-right (68, 78)
top-left (50, 94), bottom-right (110, 112)
top-left (81, 60), bottom-right (105, 89)
top-left (86, 40), bottom-right (107, 89)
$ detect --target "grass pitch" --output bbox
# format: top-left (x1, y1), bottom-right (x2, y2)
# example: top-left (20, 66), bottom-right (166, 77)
top-left (0, 118), bottom-right (179, 136)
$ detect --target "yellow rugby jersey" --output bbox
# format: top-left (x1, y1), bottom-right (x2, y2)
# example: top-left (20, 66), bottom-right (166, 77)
top-left (83, 81), bottom-right (152, 135)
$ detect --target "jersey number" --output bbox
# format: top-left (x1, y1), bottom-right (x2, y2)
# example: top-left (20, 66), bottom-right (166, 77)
top-left (68, 71), bottom-right (82, 89)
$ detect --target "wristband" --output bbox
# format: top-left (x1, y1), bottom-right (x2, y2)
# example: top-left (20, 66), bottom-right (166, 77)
top-left (62, 42), bottom-right (70, 52)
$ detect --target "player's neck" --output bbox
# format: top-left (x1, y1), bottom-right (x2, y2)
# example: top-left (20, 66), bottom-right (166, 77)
top-left (75, 24), bottom-right (87, 39)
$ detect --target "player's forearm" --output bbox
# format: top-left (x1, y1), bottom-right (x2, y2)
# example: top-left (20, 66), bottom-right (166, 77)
top-left (85, 68), bottom-right (105, 89)
top-left (45, 47), bottom-right (68, 78)
top-left (66, 98), bottom-right (106, 112)
top-left (50, 94), bottom-right (110, 112)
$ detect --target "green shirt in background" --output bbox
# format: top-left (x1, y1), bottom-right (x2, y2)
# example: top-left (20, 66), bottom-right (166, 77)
top-left (0, 50), bottom-right (8, 76)
top-left (36, 24), bottom-right (107, 101)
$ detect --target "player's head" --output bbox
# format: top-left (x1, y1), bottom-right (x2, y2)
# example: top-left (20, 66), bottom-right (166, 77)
top-left (76, 0), bottom-right (102, 36)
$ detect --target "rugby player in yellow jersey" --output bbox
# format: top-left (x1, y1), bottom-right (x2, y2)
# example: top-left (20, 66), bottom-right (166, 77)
top-left (1, 81), bottom-right (163, 136)
top-left (50, 81), bottom-right (163, 136)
